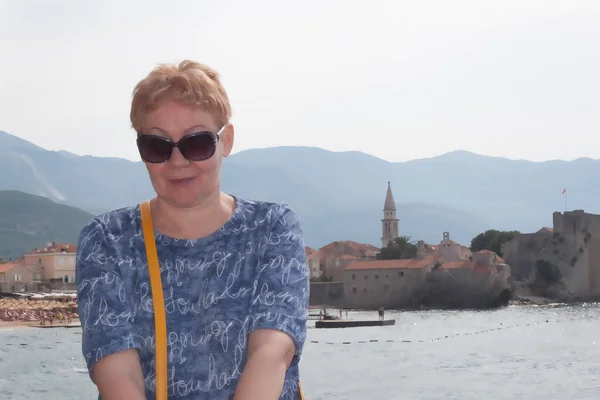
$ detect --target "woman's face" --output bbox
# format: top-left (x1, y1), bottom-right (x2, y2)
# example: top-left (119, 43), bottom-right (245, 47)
top-left (139, 100), bottom-right (234, 208)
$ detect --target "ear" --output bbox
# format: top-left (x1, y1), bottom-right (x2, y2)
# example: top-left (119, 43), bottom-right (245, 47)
top-left (221, 123), bottom-right (235, 157)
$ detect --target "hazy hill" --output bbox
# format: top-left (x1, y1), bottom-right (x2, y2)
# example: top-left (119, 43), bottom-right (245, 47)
top-left (228, 146), bottom-right (600, 231)
top-left (0, 190), bottom-right (94, 259)
top-left (2, 130), bottom-right (598, 249)
top-left (0, 131), bottom-right (152, 214)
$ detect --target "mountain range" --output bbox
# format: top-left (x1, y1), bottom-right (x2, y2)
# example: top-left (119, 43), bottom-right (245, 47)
top-left (0, 190), bottom-right (94, 259)
top-left (2, 129), bottom-right (599, 256)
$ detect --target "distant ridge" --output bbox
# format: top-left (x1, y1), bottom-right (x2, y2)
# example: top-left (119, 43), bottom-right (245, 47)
top-left (1, 129), bottom-right (599, 249)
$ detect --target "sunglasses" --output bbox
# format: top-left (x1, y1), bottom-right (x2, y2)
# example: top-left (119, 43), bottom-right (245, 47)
top-left (136, 125), bottom-right (226, 164)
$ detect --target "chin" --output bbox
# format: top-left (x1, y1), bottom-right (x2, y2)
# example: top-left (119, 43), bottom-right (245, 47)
top-left (158, 185), bottom-right (214, 208)
top-left (160, 194), bottom-right (203, 209)
top-left (150, 175), bottom-right (218, 207)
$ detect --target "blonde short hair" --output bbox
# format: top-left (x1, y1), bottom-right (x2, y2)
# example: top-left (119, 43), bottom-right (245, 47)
top-left (130, 60), bottom-right (231, 133)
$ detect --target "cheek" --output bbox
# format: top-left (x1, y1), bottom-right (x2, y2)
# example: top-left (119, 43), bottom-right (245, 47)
top-left (145, 163), bottom-right (167, 182)
top-left (191, 156), bottom-right (222, 175)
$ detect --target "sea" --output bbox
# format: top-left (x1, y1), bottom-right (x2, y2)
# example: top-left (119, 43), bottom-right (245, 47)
top-left (1, 304), bottom-right (599, 399)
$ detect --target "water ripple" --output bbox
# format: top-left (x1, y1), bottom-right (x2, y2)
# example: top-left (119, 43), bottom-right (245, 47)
top-left (0, 304), bottom-right (599, 399)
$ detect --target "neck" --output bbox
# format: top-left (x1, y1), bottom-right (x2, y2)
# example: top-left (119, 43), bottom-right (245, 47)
top-left (150, 191), bottom-right (235, 240)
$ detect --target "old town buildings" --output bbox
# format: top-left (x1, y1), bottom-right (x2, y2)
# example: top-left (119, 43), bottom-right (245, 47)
top-left (308, 182), bottom-right (512, 309)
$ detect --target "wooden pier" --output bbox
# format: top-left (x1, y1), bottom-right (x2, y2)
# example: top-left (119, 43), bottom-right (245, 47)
top-left (315, 319), bottom-right (395, 329)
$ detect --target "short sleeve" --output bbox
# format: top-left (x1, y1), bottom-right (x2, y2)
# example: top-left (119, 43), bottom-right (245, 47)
top-left (76, 219), bottom-right (142, 378)
top-left (250, 204), bottom-right (310, 359)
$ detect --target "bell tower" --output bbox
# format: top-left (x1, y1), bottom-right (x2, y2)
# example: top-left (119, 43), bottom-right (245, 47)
top-left (381, 181), bottom-right (399, 248)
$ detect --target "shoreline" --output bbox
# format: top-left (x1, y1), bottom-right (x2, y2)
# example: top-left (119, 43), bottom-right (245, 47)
top-left (310, 296), bottom-right (599, 312)
top-left (509, 294), bottom-right (600, 307)
top-left (0, 318), bottom-right (80, 331)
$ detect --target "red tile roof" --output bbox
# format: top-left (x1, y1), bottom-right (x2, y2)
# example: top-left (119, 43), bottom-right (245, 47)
top-left (318, 240), bottom-right (380, 263)
top-left (24, 243), bottom-right (77, 255)
top-left (319, 240), bottom-right (378, 253)
top-left (441, 260), bottom-right (475, 270)
top-left (345, 256), bottom-right (439, 271)
top-left (474, 249), bottom-right (495, 254)
top-left (347, 240), bottom-right (379, 250)
top-left (305, 247), bottom-right (320, 261)
top-left (0, 263), bottom-right (19, 273)
top-left (318, 241), bottom-right (339, 253)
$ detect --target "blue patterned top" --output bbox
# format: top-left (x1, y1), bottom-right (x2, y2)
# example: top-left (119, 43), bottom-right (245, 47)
top-left (75, 198), bottom-right (310, 399)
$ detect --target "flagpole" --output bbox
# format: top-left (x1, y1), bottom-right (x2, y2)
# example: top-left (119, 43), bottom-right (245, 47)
top-left (565, 190), bottom-right (567, 212)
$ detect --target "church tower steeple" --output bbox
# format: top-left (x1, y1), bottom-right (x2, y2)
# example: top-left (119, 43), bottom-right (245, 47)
top-left (381, 181), bottom-right (399, 248)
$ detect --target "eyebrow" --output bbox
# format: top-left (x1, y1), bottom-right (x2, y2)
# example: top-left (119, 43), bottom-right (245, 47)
top-left (147, 125), bottom-right (210, 136)
top-left (185, 125), bottom-right (209, 133)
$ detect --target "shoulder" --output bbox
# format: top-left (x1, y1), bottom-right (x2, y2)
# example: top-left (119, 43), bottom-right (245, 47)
top-left (233, 199), bottom-right (305, 263)
top-left (76, 205), bottom-right (140, 257)
top-left (90, 206), bottom-right (141, 234)
top-left (234, 197), bottom-right (302, 233)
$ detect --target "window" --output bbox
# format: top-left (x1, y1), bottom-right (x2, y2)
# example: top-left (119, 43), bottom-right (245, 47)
top-left (14, 274), bottom-right (21, 282)
top-left (69, 257), bottom-right (75, 265)
top-left (384, 284), bottom-right (389, 291)
top-left (398, 271), bottom-right (404, 277)
top-left (364, 275), bottom-right (368, 280)
top-left (352, 273), bottom-right (356, 280)
top-left (58, 257), bottom-right (64, 265)
top-left (352, 287), bottom-right (357, 293)
top-left (363, 288), bottom-right (367, 292)
top-left (375, 274), bottom-right (379, 279)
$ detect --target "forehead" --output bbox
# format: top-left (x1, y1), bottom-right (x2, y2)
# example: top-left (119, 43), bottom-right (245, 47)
top-left (144, 101), bottom-right (218, 139)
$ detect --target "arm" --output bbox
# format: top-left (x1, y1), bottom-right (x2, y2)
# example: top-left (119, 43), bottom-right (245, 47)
top-left (234, 205), bottom-right (310, 400)
top-left (92, 349), bottom-right (146, 400)
top-left (76, 219), bottom-right (145, 400)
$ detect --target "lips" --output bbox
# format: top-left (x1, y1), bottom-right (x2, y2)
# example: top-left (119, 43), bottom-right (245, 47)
top-left (168, 177), bottom-right (196, 185)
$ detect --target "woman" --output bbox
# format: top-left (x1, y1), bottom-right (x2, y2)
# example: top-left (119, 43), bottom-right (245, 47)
top-left (76, 60), bottom-right (310, 399)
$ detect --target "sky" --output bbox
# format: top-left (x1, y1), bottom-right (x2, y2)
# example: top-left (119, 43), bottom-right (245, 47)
top-left (0, 0), bottom-right (598, 163)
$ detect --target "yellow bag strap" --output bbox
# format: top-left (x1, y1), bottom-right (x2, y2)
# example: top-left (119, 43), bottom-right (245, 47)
top-left (140, 200), bottom-right (307, 400)
top-left (140, 200), bottom-right (168, 400)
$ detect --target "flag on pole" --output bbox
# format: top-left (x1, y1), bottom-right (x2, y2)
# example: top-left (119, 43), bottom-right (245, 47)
top-left (562, 188), bottom-right (566, 194)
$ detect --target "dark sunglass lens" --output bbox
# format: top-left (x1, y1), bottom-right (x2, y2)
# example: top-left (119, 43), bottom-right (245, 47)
top-left (137, 136), bottom-right (173, 163)
top-left (180, 133), bottom-right (216, 161)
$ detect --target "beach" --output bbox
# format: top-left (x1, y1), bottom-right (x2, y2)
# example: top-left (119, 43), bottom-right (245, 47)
top-left (0, 293), bottom-right (79, 330)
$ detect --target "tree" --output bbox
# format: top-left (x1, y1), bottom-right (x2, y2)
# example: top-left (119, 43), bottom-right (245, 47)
top-left (377, 236), bottom-right (418, 260)
top-left (470, 229), bottom-right (520, 256)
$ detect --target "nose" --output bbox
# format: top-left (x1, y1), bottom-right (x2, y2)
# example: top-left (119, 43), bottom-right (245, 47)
top-left (168, 146), bottom-right (190, 167)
